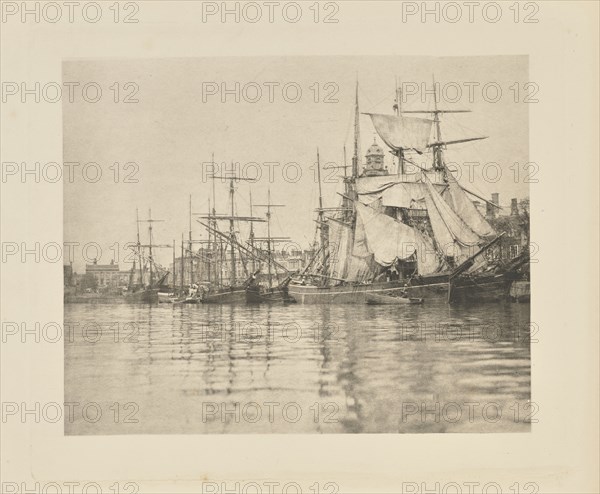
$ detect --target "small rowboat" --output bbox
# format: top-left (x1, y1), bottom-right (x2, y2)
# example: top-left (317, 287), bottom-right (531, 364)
top-left (366, 293), bottom-right (424, 305)
top-left (173, 295), bottom-right (201, 305)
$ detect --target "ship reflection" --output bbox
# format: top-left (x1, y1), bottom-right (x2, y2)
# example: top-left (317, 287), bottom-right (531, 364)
top-left (65, 302), bottom-right (531, 434)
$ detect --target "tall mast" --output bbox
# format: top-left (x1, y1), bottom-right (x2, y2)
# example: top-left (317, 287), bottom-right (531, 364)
top-left (255, 189), bottom-right (286, 289)
top-left (188, 195), bottom-right (193, 284)
top-left (199, 166), bottom-right (264, 286)
top-left (401, 76), bottom-right (486, 174)
top-left (342, 145), bottom-right (353, 222)
top-left (200, 172), bottom-right (263, 286)
top-left (266, 189), bottom-right (272, 288)
top-left (137, 210), bottom-right (169, 288)
top-left (396, 77), bottom-right (406, 175)
top-left (180, 234), bottom-right (184, 292)
top-left (432, 74), bottom-right (443, 171)
top-left (147, 209), bottom-right (154, 287)
top-left (172, 239), bottom-right (176, 288)
top-left (211, 154), bottom-right (218, 284)
top-left (135, 208), bottom-right (144, 285)
top-left (228, 175), bottom-right (236, 285)
top-left (207, 198), bottom-right (211, 284)
top-left (249, 190), bottom-right (256, 272)
top-left (316, 149), bottom-right (327, 277)
top-left (352, 80), bottom-right (361, 178)
top-left (394, 76), bottom-right (402, 116)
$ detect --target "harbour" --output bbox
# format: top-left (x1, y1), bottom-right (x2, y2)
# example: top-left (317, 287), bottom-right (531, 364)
top-left (65, 300), bottom-right (531, 434)
top-left (64, 79), bottom-right (530, 308)
top-left (62, 60), bottom-right (532, 435)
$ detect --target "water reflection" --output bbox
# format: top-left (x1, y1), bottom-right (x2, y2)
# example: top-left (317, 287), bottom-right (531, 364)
top-left (65, 302), bottom-right (531, 434)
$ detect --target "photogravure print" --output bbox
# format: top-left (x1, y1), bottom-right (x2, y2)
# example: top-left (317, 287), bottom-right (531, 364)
top-left (4, 1), bottom-right (598, 493)
top-left (59, 55), bottom-right (531, 435)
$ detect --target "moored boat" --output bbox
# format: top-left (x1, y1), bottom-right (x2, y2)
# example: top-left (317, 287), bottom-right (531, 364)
top-left (203, 285), bottom-right (247, 304)
top-left (124, 288), bottom-right (159, 304)
top-left (246, 277), bottom-right (295, 304)
top-left (288, 276), bottom-right (447, 304)
top-left (509, 280), bottom-right (530, 303)
top-left (124, 208), bottom-right (171, 304)
top-left (196, 172), bottom-right (266, 304)
top-left (366, 292), bottom-right (423, 305)
top-left (289, 79), bottom-right (523, 305)
top-left (244, 190), bottom-right (295, 304)
top-left (158, 291), bottom-right (177, 303)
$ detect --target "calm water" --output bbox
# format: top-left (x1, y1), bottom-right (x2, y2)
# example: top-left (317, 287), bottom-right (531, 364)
top-left (65, 301), bottom-right (531, 434)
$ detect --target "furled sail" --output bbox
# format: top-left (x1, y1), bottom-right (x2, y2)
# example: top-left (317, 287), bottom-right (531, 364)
top-left (356, 176), bottom-right (447, 209)
top-left (355, 203), bottom-right (443, 275)
top-left (364, 113), bottom-right (433, 152)
top-left (442, 171), bottom-right (495, 237)
top-left (423, 180), bottom-right (482, 262)
top-left (414, 229), bottom-right (445, 275)
top-left (327, 217), bottom-right (351, 280)
top-left (345, 211), bottom-right (379, 282)
top-left (326, 214), bottom-right (377, 283)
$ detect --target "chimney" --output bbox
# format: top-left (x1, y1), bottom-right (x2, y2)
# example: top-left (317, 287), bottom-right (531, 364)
top-left (511, 198), bottom-right (518, 216)
top-left (486, 193), bottom-right (499, 219)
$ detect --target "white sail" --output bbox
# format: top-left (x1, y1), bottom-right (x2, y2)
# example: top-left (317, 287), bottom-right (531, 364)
top-left (365, 113), bottom-right (433, 151)
top-left (423, 180), bottom-right (482, 262)
top-left (355, 202), bottom-right (443, 276)
top-left (346, 211), bottom-right (378, 282)
top-left (327, 218), bottom-right (351, 280)
top-left (356, 176), bottom-right (446, 208)
top-left (443, 172), bottom-right (495, 237)
top-left (414, 228), bottom-right (445, 275)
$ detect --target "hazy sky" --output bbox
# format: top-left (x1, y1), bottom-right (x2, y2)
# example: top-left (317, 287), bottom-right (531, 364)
top-left (64, 55), bottom-right (528, 271)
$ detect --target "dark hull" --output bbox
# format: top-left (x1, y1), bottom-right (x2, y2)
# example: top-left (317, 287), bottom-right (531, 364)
top-left (509, 280), bottom-right (530, 303)
top-left (173, 297), bottom-right (201, 304)
top-left (203, 287), bottom-right (247, 304)
top-left (288, 275), bottom-right (449, 304)
top-left (64, 294), bottom-right (127, 304)
top-left (448, 274), bottom-right (512, 303)
top-left (123, 289), bottom-right (159, 304)
top-left (245, 285), bottom-right (293, 304)
top-left (366, 293), bottom-right (424, 305)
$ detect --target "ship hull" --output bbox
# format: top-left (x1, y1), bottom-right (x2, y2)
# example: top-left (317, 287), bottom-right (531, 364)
top-left (246, 285), bottom-right (293, 304)
top-left (366, 293), bottom-right (424, 305)
top-left (158, 292), bottom-right (176, 304)
top-left (448, 273), bottom-right (512, 303)
top-left (509, 280), bottom-right (530, 303)
top-left (203, 287), bottom-right (247, 304)
top-left (123, 289), bottom-right (159, 304)
top-left (288, 276), bottom-right (449, 304)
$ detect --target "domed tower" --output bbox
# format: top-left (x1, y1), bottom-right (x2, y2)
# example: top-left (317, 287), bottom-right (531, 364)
top-left (362, 137), bottom-right (388, 177)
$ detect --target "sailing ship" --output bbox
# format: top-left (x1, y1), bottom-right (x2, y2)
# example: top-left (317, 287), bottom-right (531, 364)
top-left (245, 190), bottom-right (295, 303)
top-left (124, 209), bottom-right (170, 303)
top-left (165, 196), bottom-right (206, 304)
top-left (196, 170), bottom-right (265, 303)
top-left (288, 79), bottom-right (527, 304)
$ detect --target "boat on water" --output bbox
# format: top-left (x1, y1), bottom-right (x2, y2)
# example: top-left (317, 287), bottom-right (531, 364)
top-left (447, 243), bottom-right (530, 303)
top-left (509, 280), bottom-right (530, 303)
top-left (158, 291), bottom-right (177, 303)
top-left (244, 190), bottom-right (295, 304)
top-left (366, 292), bottom-right (424, 305)
top-left (123, 209), bottom-right (171, 304)
top-left (173, 295), bottom-right (201, 304)
top-left (246, 274), bottom-right (295, 304)
top-left (196, 171), bottom-right (266, 304)
top-left (202, 285), bottom-right (247, 304)
top-left (124, 287), bottom-right (159, 303)
top-left (288, 79), bottom-right (524, 305)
